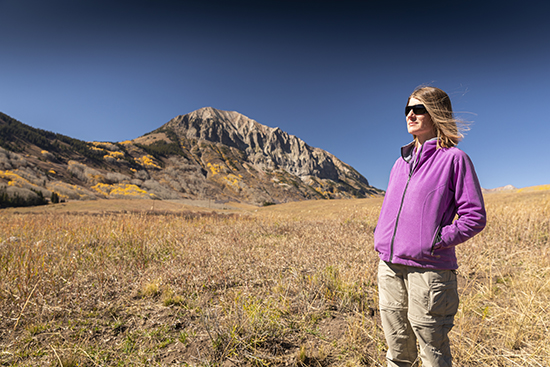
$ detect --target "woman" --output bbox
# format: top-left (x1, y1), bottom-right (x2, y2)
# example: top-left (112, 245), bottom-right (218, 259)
top-left (374, 86), bottom-right (486, 367)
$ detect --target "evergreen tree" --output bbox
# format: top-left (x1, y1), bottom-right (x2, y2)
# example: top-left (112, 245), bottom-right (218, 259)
top-left (51, 191), bottom-right (60, 203)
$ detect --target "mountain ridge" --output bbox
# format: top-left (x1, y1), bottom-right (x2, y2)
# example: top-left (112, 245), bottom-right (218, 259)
top-left (1, 108), bottom-right (383, 207)
top-left (153, 107), bottom-right (368, 183)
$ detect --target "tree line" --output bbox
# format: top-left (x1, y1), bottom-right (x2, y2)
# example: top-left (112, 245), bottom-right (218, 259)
top-left (0, 112), bottom-right (105, 162)
top-left (0, 187), bottom-right (48, 208)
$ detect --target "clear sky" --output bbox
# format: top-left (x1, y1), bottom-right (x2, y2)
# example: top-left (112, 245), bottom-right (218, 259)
top-left (1, 0), bottom-right (549, 191)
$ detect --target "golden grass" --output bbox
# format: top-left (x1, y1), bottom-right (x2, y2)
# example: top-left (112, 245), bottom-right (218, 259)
top-left (516, 184), bottom-right (550, 193)
top-left (0, 198), bottom-right (256, 214)
top-left (0, 190), bottom-right (549, 366)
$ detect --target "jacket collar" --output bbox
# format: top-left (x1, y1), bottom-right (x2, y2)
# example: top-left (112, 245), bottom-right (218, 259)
top-left (401, 138), bottom-right (439, 163)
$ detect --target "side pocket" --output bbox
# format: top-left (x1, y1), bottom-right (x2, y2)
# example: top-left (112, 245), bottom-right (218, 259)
top-left (377, 261), bottom-right (407, 309)
top-left (428, 276), bottom-right (459, 319)
top-left (430, 225), bottom-right (443, 256)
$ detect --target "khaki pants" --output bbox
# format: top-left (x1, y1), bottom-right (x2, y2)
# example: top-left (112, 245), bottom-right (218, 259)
top-left (378, 260), bottom-right (459, 367)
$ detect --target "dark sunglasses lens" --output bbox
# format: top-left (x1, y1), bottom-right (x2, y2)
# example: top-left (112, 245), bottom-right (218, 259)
top-left (414, 106), bottom-right (427, 114)
top-left (405, 105), bottom-right (427, 115)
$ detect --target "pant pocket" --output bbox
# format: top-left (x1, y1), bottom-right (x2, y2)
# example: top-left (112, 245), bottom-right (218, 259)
top-left (378, 261), bottom-right (407, 309)
top-left (429, 278), bottom-right (459, 319)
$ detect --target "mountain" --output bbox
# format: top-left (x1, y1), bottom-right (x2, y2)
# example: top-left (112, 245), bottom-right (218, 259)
top-left (0, 108), bottom-right (383, 207)
top-left (481, 184), bottom-right (550, 194)
top-left (481, 185), bottom-right (517, 193)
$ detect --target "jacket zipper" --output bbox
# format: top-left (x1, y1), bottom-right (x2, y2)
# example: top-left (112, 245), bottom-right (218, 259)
top-left (389, 144), bottom-right (422, 262)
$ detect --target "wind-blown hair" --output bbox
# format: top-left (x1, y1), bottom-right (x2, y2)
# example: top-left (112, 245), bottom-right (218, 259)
top-left (408, 86), bottom-right (468, 148)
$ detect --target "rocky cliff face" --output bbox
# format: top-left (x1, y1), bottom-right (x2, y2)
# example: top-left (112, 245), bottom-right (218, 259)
top-left (162, 107), bottom-right (368, 182)
top-left (1, 108), bottom-right (383, 206)
top-left (135, 107), bottom-right (382, 203)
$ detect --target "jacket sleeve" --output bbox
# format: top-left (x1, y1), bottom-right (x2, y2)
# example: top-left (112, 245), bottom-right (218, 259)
top-left (440, 152), bottom-right (486, 248)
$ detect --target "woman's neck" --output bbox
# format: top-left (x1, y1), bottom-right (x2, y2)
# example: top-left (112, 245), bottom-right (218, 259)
top-left (415, 135), bottom-right (437, 148)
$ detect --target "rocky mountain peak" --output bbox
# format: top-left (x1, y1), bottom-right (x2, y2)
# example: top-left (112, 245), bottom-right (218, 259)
top-left (1, 108), bottom-right (383, 207)
top-left (154, 108), bottom-right (375, 189)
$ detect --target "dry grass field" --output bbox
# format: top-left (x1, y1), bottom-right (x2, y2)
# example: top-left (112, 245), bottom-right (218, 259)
top-left (1, 189), bottom-right (549, 366)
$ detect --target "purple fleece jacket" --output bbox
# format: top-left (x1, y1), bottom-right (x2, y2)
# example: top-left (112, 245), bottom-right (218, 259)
top-left (374, 139), bottom-right (486, 270)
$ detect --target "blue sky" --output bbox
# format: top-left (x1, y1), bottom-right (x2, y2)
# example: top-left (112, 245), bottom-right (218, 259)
top-left (1, 0), bottom-right (549, 190)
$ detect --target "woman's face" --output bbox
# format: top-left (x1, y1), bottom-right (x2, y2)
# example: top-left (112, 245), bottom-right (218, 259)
top-left (406, 97), bottom-right (436, 143)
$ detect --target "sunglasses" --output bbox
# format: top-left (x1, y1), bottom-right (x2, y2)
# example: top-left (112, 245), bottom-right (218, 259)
top-left (405, 104), bottom-right (428, 116)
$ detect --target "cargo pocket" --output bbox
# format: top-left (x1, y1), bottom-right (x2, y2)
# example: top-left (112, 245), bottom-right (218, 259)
top-left (428, 276), bottom-right (459, 319)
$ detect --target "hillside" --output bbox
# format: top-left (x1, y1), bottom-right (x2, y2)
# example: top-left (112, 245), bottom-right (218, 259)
top-left (0, 108), bottom-right (383, 207)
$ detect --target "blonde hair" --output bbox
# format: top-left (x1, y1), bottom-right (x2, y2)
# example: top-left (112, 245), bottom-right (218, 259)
top-left (408, 86), bottom-right (468, 148)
